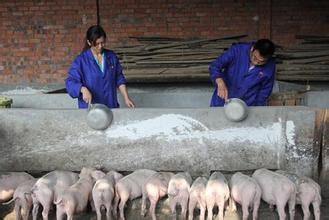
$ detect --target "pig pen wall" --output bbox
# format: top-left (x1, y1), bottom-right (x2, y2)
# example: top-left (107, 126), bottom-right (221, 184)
top-left (3, 81), bottom-right (329, 109)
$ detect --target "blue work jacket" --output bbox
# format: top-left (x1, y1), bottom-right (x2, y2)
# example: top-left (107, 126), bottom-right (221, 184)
top-left (66, 49), bottom-right (126, 109)
top-left (209, 43), bottom-right (275, 107)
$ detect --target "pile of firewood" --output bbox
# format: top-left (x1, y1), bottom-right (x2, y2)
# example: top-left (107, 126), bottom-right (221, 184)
top-left (276, 35), bottom-right (329, 81)
top-left (114, 35), bottom-right (329, 82)
top-left (114, 35), bottom-right (247, 82)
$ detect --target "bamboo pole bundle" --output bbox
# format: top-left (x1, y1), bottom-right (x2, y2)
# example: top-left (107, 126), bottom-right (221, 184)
top-left (113, 35), bottom-right (247, 82)
top-left (276, 35), bottom-right (329, 81)
top-left (114, 35), bottom-right (329, 82)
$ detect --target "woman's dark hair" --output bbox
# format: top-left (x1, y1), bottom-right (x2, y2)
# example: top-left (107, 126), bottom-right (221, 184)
top-left (83, 25), bottom-right (107, 51)
top-left (253, 39), bottom-right (275, 59)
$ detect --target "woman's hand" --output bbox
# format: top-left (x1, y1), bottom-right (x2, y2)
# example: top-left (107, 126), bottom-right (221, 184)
top-left (118, 84), bottom-right (135, 108)
top-left (215, 78), bottom-right (228, 101)
top-left (80, 86), bottom-right (92, 104)
top-left (125, 97), bottom-right (135, 108)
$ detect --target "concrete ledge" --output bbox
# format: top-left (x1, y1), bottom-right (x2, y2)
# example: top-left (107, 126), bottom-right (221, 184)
top-left (6, 92), bottom-right (212, 109)
top-left (5, 90), bottom-right (329, 109)
top-left (304, 91), bottom-right (329, 108)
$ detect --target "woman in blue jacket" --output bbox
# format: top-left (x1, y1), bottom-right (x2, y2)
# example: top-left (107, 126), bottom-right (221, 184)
top-left (66, 25), bottom-right (135, 109)
top-left (209, 39), bottom-right (276, 107)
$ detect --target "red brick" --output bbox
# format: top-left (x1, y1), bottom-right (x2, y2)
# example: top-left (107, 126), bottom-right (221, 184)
top-left (0, 0), bottom-right (328, 84)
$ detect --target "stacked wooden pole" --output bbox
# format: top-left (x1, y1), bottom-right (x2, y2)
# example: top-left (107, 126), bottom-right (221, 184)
top-left (113, 35), bottom-right (247, 82)
top-left (276, 35), bottom-right (329, 81)
top-left (114, 35), bottom-right (329, 82)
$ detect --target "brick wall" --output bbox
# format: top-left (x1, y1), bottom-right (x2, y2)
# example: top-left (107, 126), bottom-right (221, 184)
top-left (272, 1), bottom-right (329, 46)
top-left (0, 0), bottom-right (328, 85)
top-left (0, 0), bottom-right (96, 84)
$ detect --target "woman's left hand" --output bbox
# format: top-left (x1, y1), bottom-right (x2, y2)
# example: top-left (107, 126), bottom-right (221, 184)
top-left (118, 84), bottom-right (135, 108)
top-left (125, 98), bottom-right (135, 108)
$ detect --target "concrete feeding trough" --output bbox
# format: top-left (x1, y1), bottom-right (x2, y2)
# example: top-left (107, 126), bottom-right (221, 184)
top-left (0, 107), bottom-right (321, 174)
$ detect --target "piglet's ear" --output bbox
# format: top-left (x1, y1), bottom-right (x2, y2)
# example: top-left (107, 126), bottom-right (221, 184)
top-left (92, 170), bottom-right (106, 180)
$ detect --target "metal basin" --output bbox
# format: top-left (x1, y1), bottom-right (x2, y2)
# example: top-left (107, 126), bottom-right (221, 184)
top-left (86, 103), bottom-right (113, 130)
top-left (224, 98), bottom-right (248, 122)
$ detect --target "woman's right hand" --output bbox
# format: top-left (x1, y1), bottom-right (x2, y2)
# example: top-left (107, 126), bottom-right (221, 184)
top-left (215, 78), bottom-right (228, 101)
top-left (80, 86), bottom-right (92, 104)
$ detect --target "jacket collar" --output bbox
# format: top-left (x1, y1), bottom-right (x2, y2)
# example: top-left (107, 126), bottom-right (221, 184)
top-left (85, 48), bottom-right (108, 60)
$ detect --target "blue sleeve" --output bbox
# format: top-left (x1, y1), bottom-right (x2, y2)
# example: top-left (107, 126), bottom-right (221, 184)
top-left (255, 64), bottom-right (275, 106)
top-left (65, 57), bottom-right (82, 99)
top-left (114, 54), bottom-right (127, 87)
top-left (209, 46), bottom-right (235, 84)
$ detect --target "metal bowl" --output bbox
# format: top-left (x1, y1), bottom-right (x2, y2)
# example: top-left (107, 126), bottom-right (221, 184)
top-left (224, 98), bottom-right (248, 122)
top-left (87, 103), bottom-right (113, 130)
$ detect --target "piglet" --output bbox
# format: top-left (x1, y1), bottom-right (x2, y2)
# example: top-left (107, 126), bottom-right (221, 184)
top-left (229, 172), bottom-right (261, 220)
top-left (276, 170), bottom-right (321, 220)
top-left (167, 172), bottom-right (192, 220)
top-left (252, 168), bottom-right (296, 220)
top-left (55, 167), bottom-right (105, 220)
top-left (141, 172), bottom-right (174, 220)
top-left (3, 178), bottom-right (37, 220)
top-left (0, 172), bottom-right (34, 203)
top-left (31, 170), bottom-right (79, 220)
top-left (188, 176), bottom-right (207, 220)
top-left (92, 171), bottom-right (123, 220)
top-left (113, 169), bottom-right (157, 220)
top-left (205, 172), bottom-right (230, 220)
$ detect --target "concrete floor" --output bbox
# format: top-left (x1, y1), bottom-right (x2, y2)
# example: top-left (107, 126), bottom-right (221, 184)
top-left (1, 197), bottom-right (327, 220)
